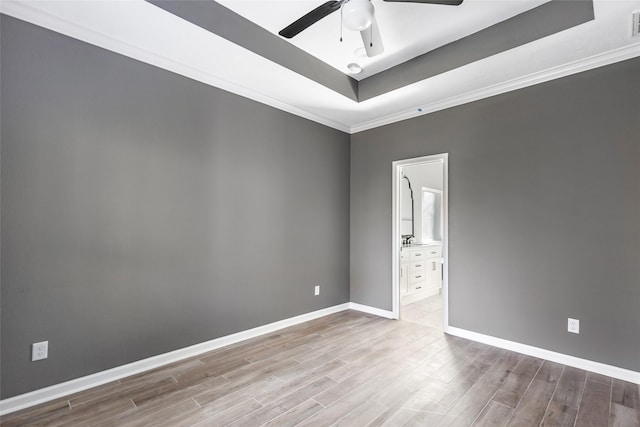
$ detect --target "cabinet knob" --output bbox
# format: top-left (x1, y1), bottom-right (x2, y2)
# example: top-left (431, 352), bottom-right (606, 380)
top-left (415, 275), bottom-right (422, 279)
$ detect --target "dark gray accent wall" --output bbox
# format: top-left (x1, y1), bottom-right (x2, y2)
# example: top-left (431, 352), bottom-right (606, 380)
top-left (351, 57), bottom-right (640, 372)
top-left (0, 15), bottom-right (350, 398)
top-left (358, 0), bottom-right (594, 101)
top-left (147, 0), bottom-right (359, 101)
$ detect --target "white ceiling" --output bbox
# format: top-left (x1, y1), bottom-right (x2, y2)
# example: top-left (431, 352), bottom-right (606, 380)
top-left (218, 0), bottom-right (550, 80)
top-left (2, 0), bottom-right (640, 133)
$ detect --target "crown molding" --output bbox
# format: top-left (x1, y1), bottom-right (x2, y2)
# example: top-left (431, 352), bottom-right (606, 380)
top-left (2, 1), bottom-right (639, 136)
top-left (350, 42), bottom-right (640, 133)
top-left (0, 1), bottom-right (352, 134)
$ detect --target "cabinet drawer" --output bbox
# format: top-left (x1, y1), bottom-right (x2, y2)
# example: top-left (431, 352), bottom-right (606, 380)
top-left (410, 282), bottom-right (426, 292)
top-left (425, 246), bottom-right (442, 257)
top-left (409, 250), bottom-right (426, 261)
top-left (409, 271), bottom-right (426, 283)
top-left (409, 261), bottom-right (426, 272)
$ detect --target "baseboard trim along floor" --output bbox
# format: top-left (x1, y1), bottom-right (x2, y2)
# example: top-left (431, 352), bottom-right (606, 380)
top-left (349, 302), bottom-right (395, 319)
top-left (0, 303), bottom-right (351, 416)
top-left (2, 302), bottom-right (637, 415)
top-left (445, 325), bottom-right (640, 385)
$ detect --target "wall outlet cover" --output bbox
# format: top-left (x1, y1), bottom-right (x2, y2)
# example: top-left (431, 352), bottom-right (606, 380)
top-left (568, 318), bottom-right (580, 334)
top-left (314, 285), bottom-right (320, 296)
top-left (32, 341), bottom-right (49, 361)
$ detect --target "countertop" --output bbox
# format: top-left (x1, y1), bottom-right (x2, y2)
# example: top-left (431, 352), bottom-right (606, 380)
top-left (401, 242), bottom-right (442, 250)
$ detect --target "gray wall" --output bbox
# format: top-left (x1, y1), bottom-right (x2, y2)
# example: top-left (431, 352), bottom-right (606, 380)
top-left (351, 57), bottom-right (640, 372)
top-left (0, 16), bottom-right (350, 398)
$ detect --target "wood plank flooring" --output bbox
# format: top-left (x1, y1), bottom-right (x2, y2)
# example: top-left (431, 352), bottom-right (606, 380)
top-left (2, 309), bottom-right (639, 426)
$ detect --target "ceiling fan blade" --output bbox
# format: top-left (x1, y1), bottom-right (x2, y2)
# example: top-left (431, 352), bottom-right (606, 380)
top-left (383, 0), bottom-right (463, 5)
top-left (360, 17), bottom-right (384, 57)
top-left (279, 0), bottom-right (346, 39)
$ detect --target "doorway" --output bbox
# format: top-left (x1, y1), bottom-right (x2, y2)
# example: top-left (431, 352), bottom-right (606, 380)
top-left (392, 154), bottom-right (448, 330)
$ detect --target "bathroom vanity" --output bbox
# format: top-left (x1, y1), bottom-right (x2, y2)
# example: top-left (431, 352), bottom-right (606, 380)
top-left (400, 244), bottom-right (442, 306)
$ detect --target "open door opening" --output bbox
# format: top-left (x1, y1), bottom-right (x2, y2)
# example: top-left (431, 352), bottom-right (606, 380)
top-left (392, 154), bottom-right (449, 332)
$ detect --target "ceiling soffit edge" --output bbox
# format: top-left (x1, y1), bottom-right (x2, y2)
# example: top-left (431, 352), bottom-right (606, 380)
top-left (147, 0), bottom-right (359, 101)
top-left (352, 43), bottom-right (640, 133)
top-left (147, 0), bottom-right (594, 103)
top-left (359, 0), bottom-right (595, 100)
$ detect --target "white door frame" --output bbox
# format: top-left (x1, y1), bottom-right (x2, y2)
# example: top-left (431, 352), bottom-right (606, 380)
top-left (391, 153), bottom-right (449, 328)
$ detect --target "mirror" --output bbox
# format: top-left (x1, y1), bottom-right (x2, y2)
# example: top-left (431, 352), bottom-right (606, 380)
top-left (400, 175), bottom-right (414, 244)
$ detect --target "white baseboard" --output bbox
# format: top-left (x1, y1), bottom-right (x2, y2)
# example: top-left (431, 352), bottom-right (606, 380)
top-left (445, 326), bottom-right (640, 385)
top-left (6, 305), bottom-right (637, 416)
top-left (349, 302), bottom-right (396, 319)
top-left (0, 303), bottom-right (351, 416)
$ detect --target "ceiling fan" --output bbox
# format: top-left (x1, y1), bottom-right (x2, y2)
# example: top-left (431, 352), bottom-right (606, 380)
top-left (278, 0), bottom-right (464, 58)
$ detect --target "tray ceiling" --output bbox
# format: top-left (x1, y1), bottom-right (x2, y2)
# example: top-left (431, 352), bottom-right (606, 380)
top-left (218, 0), bottom-right (549, 80)
top-left (1, 0), bottom-right (639, 133)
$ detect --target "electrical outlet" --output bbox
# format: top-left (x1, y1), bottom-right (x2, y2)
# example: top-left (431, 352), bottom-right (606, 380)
top-left (568, 318), bottom-right (580, 334)
top-left (633, 10), bottom-right (640, 38)
top-left (314, 285), bottom-right (320, 296)
top-left (32, 341), bottom-right (48, 361)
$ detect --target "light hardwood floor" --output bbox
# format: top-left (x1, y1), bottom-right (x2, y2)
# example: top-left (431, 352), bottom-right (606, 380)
top-left (2, 309), bottom-right (639, 426)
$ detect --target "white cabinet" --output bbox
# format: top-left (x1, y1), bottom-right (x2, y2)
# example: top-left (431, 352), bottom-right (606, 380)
top-left (400, 250), bottom-right (409, 296)
top-left (400, 264), bottom-right (409, 295)
top-left (408, 259), bottom-right (426, 293)
top-left (425, 246), bottom-right (442, 291)
top-left (400, 244), bottom-right (442, 305)
top-left (426, 258), bottom-right (442, 289)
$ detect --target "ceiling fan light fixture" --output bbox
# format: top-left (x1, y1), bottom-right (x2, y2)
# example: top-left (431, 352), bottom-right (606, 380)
top-left (342, 0), bottom-right (374, 31)
top-left (347, 63), bottom-right (363, 74)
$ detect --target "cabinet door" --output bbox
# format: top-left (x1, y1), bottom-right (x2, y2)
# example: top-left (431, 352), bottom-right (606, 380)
top-left (426, 258), bottom-right (442, 288)
top-left (400, 264), bottom-right (409, 295)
